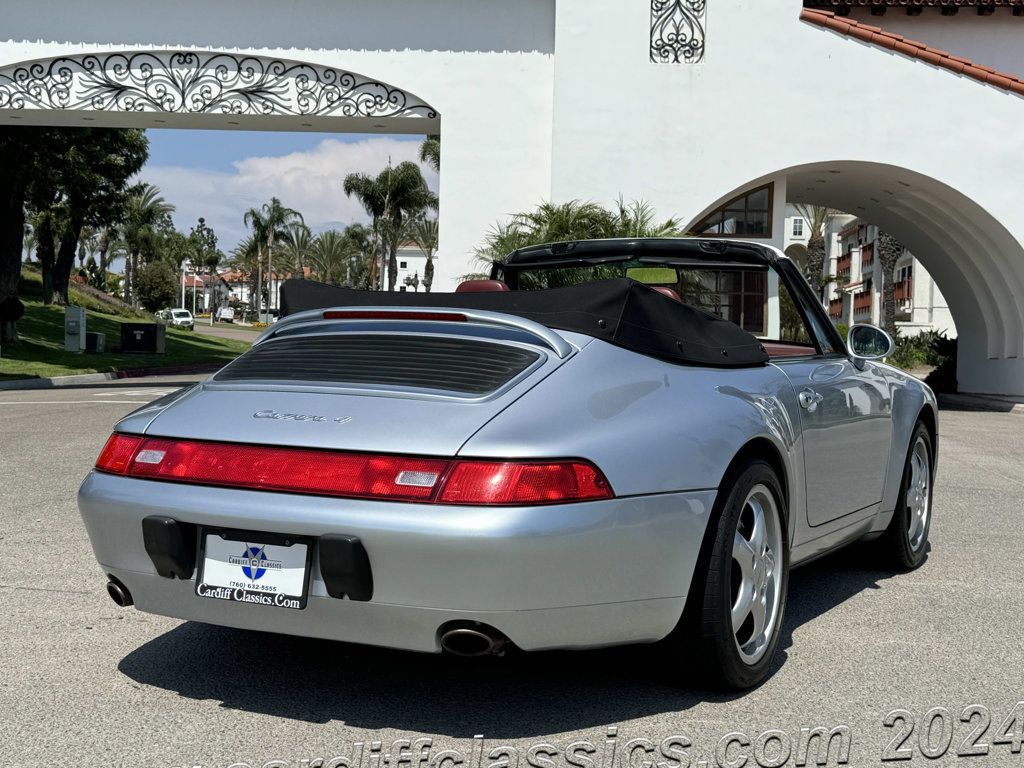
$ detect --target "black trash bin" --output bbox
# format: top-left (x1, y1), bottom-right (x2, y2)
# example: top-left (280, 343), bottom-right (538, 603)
top-left (120, 323), bottom-right (166, 354)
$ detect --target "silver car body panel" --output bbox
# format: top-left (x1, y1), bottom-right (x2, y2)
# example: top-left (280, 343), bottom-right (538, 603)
top-left (78, 243), bottom-right (938, 652)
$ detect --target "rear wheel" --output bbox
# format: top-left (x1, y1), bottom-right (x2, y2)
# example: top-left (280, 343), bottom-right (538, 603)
top-left (878, 422), bottom-right (933, 570)
top-left (691, 460), bottom-right (789, 689)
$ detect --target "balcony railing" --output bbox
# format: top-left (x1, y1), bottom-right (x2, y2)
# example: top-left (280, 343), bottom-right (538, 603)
top-left (861, 243), bottom-right (874, 269)
top-left (828, 298), bottom-right (843, 319)
top-left (837, 255), bottom-right (852, 277)
top-left (894, 279), bottom-right (912, 302)
top-left (853, 291), bottom-right (872, 315)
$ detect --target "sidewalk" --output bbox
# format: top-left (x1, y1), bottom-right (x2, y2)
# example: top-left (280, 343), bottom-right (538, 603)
top-left (939, 391), bottom-right (1024, 414)
top-left (0, 363), bottom-right (220, 391)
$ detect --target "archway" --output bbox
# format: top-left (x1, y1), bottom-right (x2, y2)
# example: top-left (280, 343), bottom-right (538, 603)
top-left (687, 161), bottom-right (1024, 395)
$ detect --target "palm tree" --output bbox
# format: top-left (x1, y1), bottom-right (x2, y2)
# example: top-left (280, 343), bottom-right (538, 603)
top-left (419, 134), bottom-right (440, 173)
top-left (227, 235), bottom-right (262, 322)
top-left (244, 197), bottom-right (304, 315)
top-left (281, 222), bottom-right (314, 277)
top-left (344, 161), bottom-right (438, 292)
top-left (607, 197), bottom-right (683, 238)
top-left (410, 218), bottom-right (439, 293)
top-left (120, 184), bottom-right (174, 305)
top-left (877, 231), bottom-right (904, 337)
top-left (308, 230), bottom-right (356, 285)
top-left (793, 204), bottom-right (830, 303)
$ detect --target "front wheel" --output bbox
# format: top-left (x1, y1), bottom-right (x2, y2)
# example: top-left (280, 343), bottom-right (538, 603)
top-left (692, 460), bottom-right (789, 689)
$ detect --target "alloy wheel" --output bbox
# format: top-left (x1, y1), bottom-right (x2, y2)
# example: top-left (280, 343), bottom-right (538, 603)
top-left (730, 484), bottom-right (784, 666)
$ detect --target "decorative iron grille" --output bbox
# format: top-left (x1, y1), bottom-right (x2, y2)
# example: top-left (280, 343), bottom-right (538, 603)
top-left (651, 0), bottom-right (708, 64)
top-left (0, 51), bottom-right (437, 119)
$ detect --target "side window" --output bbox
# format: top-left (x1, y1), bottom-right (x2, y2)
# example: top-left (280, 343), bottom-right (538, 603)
top-left (773, 265), bottom-right (841, 357)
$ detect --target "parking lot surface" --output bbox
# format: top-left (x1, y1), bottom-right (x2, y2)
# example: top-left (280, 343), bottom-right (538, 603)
top-left (2, 378), bottom-right (1022, 768)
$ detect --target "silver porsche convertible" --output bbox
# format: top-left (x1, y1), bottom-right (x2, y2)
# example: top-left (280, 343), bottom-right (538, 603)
top-left (79, 238), bottom-right (937, 688)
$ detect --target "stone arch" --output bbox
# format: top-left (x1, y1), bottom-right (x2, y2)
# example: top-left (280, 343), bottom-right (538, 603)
top-left (687, 161), bottom-right (1024, 395)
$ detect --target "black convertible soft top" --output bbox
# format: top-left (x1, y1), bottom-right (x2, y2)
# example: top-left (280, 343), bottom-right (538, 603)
top-left (279, 277), bottom-right (768, 368)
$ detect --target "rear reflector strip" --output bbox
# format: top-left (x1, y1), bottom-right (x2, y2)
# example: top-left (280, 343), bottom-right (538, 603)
top-left (95, 434), bottom-right (613, 505)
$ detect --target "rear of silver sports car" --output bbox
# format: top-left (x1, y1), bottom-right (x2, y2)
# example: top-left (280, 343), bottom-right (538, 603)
top-left (78, 309), bottom-right (712, 654)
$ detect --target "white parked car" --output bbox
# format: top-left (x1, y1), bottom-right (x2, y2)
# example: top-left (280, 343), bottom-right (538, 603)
top-left (156, 308), bottom-right (194, 330)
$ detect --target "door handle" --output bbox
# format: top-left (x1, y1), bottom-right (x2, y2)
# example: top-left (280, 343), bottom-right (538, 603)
top-left (798, 389), bottom-right (824, 412)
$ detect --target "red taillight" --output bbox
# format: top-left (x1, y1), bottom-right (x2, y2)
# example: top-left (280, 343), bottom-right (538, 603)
top-left (323, 310), bottom-right (467, 322)
top-left (438, 460), bottom-right (613, 505)
top-left (95, 433), bottom-right (144, 474)
top-left (93, 434), bottom-right (613, 505)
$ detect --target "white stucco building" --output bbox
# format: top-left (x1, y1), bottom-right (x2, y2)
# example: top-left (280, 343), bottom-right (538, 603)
top-left (2, 0), bottom-right (1024, 393)
top-left (782, 206), bottom-right (956, 337)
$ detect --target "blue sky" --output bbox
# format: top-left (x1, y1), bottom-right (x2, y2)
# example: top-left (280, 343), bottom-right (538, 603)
top-left (137, 129), bottom-right (434, 254)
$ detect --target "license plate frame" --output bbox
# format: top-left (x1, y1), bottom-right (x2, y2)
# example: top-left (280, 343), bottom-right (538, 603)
top-left (195, 527), bottom-right (313, 610)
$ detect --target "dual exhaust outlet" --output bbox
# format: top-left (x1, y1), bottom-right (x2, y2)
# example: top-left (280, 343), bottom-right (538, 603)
top-left (106, 577), bottom-right (509, 657)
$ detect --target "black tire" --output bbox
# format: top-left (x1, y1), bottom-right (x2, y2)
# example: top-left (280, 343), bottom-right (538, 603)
top-left (878, 422), bottom-right (933, 571)
top-left (688, 460), bottom-right (790, 689)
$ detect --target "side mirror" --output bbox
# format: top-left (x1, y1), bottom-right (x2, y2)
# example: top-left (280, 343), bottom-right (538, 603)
top-left (848, 324), bottom-right (895, 361)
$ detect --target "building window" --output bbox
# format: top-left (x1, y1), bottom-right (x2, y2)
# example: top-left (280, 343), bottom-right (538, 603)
top-left (898, 265), bottom-right (913, 282)
top-left (685, 269), bottom-right (767, 336)
top-left (399, 261), bottom-right (408, 269)
top-left (792, 218), bottom-right (804, 237)
top-left (399, 286), bottom-right (407, 292)
top-left (692, 184), bottom-right (774, 238)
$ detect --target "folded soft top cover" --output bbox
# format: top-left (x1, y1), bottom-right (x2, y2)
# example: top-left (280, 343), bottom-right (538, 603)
top-left (279, 277), bottom-right (768, 368)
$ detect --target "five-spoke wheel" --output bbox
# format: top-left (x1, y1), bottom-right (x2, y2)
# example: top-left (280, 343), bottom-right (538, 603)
top-left (730, 484), bottom-right (785, 666)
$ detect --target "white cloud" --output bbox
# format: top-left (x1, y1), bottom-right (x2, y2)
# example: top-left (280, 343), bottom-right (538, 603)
top-left (137, 136), bottom-right (437, 253)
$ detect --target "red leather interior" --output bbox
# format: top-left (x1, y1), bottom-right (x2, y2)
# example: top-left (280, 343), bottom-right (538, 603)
top-left (456, 279), bottom-right (510, 293)
top-left (651, 286), bottom-right (682, 302)
top-left (762, 342), bottom-right (816, 358)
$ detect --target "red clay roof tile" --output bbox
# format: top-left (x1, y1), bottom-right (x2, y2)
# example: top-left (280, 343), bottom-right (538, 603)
top-left (800, 7), bottom-right (1024, 97)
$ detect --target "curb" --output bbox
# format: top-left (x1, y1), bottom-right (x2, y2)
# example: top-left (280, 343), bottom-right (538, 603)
top-left (0, 363), bottom-right (220, 391)
top-left (939, 392), bottom-right (1024, 414)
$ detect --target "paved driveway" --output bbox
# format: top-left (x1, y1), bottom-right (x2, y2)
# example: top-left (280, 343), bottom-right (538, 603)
top-left (2, 379), bottom-right (1022, 768)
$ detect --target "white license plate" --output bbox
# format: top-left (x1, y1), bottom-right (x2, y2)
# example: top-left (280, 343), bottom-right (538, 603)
top-left (196, 531), bottom-right (310, 610)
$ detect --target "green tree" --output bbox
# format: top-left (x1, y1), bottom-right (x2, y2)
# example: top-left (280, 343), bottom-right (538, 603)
top-left (227, 235), bottom-right (262, 321)
top-left (877, 231), bottom-right (904, 338)
top-left (344, 161), bottom-right (437, 292)
top-left (120, 183), bottom-right (175, 305)
top-left (281, 222), bottom-right (314, 276)
top-left (26, 128), bottom-right (148, 306)
top-left (135, 259), bottom-right (178, 312)
top-left (793, 204), bottom-right (830, 302)
top-left (419, 134), bottom-right (440, 173)
top-left (475, 199), bottom-right (680, 269)
top-left (244, 197), bottom-right (304, 315)
top-left (410, 217), bottom-right (439, 293)
top-left (308, 229), bottom-right (355, 285)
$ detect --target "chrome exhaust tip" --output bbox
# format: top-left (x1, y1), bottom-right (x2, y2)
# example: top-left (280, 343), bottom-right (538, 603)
top-left (439, 625), bottom-right (508, 657)
top-left (106, 578), bottom-right (133, 608)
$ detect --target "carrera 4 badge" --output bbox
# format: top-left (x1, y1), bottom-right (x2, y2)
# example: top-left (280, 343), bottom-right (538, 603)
top-left (253, 409), bottom-right (353, 424)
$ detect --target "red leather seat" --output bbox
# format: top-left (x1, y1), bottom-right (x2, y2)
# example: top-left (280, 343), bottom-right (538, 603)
top-left (651, 286), bottom-right (682, 302)
top-left (456, 279), bottom-right (510, 293)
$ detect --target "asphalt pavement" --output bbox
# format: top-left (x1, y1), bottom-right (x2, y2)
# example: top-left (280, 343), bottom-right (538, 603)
top-left (2, 378), bottom-right (1022, 768)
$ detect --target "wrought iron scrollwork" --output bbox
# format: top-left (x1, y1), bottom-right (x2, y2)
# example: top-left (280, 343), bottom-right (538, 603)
top-left (0, 51), bottom-right (437, 119)
top-left (650, 0), bottom-right (708, 64)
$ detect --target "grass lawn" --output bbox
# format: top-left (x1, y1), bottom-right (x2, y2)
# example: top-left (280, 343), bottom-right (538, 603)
top-left (0, 268), bottom-right (250, 381)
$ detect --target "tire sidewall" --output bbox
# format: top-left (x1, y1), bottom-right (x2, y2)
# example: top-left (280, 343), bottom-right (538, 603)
top-left (891, 423), bottom-right (934, 569)
top-left (703, 460), bottom-right (790, 689)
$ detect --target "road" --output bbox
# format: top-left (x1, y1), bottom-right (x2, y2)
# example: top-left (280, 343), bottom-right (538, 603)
top-left (2, 379), bottom-right (1022, 768)
top-left (193, 322), bottom-right (262, 343)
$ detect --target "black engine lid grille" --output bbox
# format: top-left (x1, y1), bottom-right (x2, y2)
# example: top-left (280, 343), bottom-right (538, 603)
top-left (213, 334), bottom-right (542, 395)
